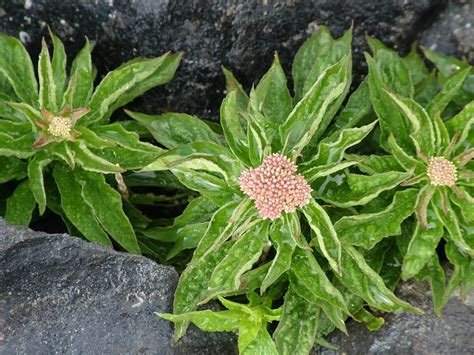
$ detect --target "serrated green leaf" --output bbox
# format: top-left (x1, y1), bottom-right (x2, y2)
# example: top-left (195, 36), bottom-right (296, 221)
top-left (157, 310), bottom-right (241, 332)
top-left (125, 110), bottom-right (220, 149)
top-left (352, 307), bottom-right (385, 331)
top-left (415, 254), bottom-right (445, 316)
top-left (27, 151), bottom-right (52, 215)
top-left (301, 121), bottom-right (376, 176)
top-left (260, 218), bottom-right (296, 293)
top-left (64, 38), bottom-right (93, 108)
top-left (292, 26), bottom-right (334, 101)
top-left (222, 66), bottom-right (249, 112)
top-left (173, 241), bottom-right (233, 339)
top-left (252, 54), bottom-right (292, 125)
top-left (367, 37), bottom-right (414, 97)
top-left (0, 132), bottom-right (35, 159)
top-left (69, 142), bottom-right (124, 173)
top-left (52, 163), bottom-right (112, 247)
top-left (432, 192), bottom-right (474, 257)
top-left (366, 53), bottom-right (413, 153)
top-left (0, 33), bottom-right (38, 105)
top-left (49, 30), bottom-right (67, 110)
top-left (301, 199), bottom-right (341, 274)
top-left (402, 212), bottom-right (443, 280)
top-left (5, 180), bottom-right (36, 226)
top-left (273, 286), bottom-right (318, 355)
top-left (317, 171), bottom-right (411, 208)
top-left (384, 91), bottom-right (436, 156)
top-left (290, 248), bottom-right (348, 315)
top-left (335, 189), bottom-right (418, 249)
top-left (81, 53), bottom-right (181, 125)
top-left (206, 221), bottom-right (269, 298)
top-left (0, 156), bottom-right (27, 183)
top-left (74, 169), bottom-right (140, 254)
top-left (427, 67), bottom-right (470, 117)
top-left (281, 53), bottom-right (351, 156)
top-left (344, 154), bottom-right (403, 175)
top-left (220, 91), bottom-right (251, 166)
top-left (38, 38), bottom-right (57, 112)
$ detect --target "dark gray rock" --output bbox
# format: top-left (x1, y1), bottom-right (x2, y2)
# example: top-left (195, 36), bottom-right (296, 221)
top-left (313, 280), bottom-right (474, 355)
top-left (420, 0), bottom-right (474, 63)
top-left (0, 218), bottom-right (237, 354)
top-left (0, 0), bottom-right (446, 120)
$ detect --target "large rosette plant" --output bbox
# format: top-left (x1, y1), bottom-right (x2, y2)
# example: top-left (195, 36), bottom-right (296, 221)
top-left (127, 27), bottom-right (419, 354)
top-left (0, 30), bottom-right (181, 253)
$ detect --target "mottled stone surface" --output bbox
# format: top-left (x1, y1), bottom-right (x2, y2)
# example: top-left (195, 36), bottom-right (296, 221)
top-left (0, 219), bottom-right (237, 354)
top-left (314, 281), bottom-right (474, 355)
top-left (421, 0), bottom-right (474, 63)
top-left (0, 0), bottom-right (446, 119)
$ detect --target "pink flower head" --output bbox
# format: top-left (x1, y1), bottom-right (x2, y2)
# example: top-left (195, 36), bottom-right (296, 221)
top-left (239, 153), bottom-right (312, 220)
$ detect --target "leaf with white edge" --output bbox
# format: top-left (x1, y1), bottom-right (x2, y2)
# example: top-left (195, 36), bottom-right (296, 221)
top-left (220, 91), bottom-right (251, 166)
top-left (143, 196), bottom-right (217, 242)
top-left (0, 156), bottom-right (27, 183)
top-left (81, 53), bottom-right (181, 126)
top-left (387, 134), bottom-right (424, 172)
top-left (157, 310), bottom-right (241, 332)
top-left (344, 154), bottom-right (403, 175)
top-left (335, 189), bottom-right (418, 249)
top-left (49, 30), bottom-right (67, 109)
top-left (317, 171), bottom-right (411, 208)
top-left (38, 38), bottom-right (57, 112)
top-left (241, 324), bottom-right (278, 355)
top-left (222, 66), bottom-right (249, 112)
top-left (64, 38), bottom-right (93, 108)
top-left (281, 54), bottom-right (351, 156)
top-left (432, 192), bottom-right (474, 257)
top-left (74, 169), bottom-right (140, 254)
top-left (290, 248), bottom-right (348, 315)
top-left (383, 90), bottom-right (436, 156)
top-left (301, 121), bottom-right (377, 171)
top-left (415, 254), bottom-right (446, 316)
top-left (7, 102), bottom-right (41, 130)
top-left (427, 67), bottom-right (470, 117)
top-left (247, 111), bottom-right (269, 166)
top-left (260, 218), bottom-right (296, 293)
top-left (205, 221), bottom-right (269, 299)
top-left (52, 164), bottom-right (112, 247)
top-left (366, 53), bottom-right (413, 153)
top-left (252, 54), bottom-right (292, 125)
top-left (0, 132), bottom-right (35, 159)
top-left (273, 286), bottom-right (318, 355)
top-left (301, 199), bottom-right (341, 274)
top-left (69, 142), bottom-right (124, 173)
top-left (5, 180), bottom-right (36, 226)
top-left (125, 110), bottom-right (220, 149)
top-left (173, 242), bottom-right (233, 340)
top-left (49, 142), bottom-right (75, 168)
top-left (303, 161), bottom-right (359, 183)
top-left (446, 101), bottom-right (474, 150)
top-left (404, 43), bottom-right (430, 86)
top-left (0, 33), bottom-right (38, 105)
top-left (402, 211), bottom-right (443, 280)
top-left (292, 26), bottom-right (334, 101)
top-left (0, 119), bottom-right (32, 137)
top-left (27, 151), bottom-right (52, 215)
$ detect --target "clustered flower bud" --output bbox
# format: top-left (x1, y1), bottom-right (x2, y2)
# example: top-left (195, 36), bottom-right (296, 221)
top-left (427, 156), bottom-right (457, 187)
top-left (239, 153), bottom-right (312, 220)
top-left (47, 116), bottom-right (74, 138)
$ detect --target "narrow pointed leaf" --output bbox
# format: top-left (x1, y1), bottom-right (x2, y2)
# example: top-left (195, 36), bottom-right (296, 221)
top-left (64, 38), bottom-right (93, 108)
top-left (415, 254), bottom-right (446, 316)
top-left (344, 154), bottom-right (403, 175)
top-left (5, 180), bottom-right (36, 226)
top-left (52, 164), bottom-right (112, 247)
top-left (157, 310), bottom-right (241, 332)
top-left (49, 30), bottom-right (67, 109)
top-left (125, 110), bottom-right (220, 149)
top-left (74, 169), bottom-right (140, 254)
top-left (27, 151), bottom-right (52, 215)
top-left (69, 142), bottom-right (124, 173)
top-left (335, 189), bottom-right (418, 249)
top-left (38, 39), bottom-right (57, 112)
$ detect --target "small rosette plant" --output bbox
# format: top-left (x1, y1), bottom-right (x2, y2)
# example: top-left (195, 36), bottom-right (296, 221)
top-left (336, 38), bottom-right (473, 315)
top-left (128, 27), bottom-right (419, 354)
top-left (0, 30), bottom-right (181, 253)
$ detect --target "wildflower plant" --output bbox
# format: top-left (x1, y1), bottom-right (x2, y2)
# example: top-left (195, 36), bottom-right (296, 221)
top-left (337, 38), bottom-right (473, 315)
top-left (0, 30), bottom-right (181, 253)
top-left (128, 27), bottom-right (419, 354)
